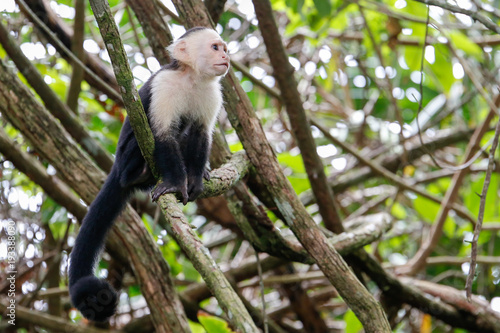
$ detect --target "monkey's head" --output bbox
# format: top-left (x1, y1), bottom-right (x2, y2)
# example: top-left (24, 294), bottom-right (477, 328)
top-left (168, 27), bottom-right (230, 78)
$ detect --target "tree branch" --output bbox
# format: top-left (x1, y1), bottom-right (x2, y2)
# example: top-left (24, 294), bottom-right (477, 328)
top-left (310, 118), bottom-right (477, 224)
top-left (88, 0), bottom-right (157, 177)
top-left (156, 194), bottom-right (260, 332)
top-left (125, 0), bottom-right (173, 66)
top-left (414, 0), bottom-right (500, 34)
top-left (466, 119), bottom-right (500, 299)
top-left (65, 0), bottom-right (86, 113)
top-left (402, 100), bottom-right (498, 275)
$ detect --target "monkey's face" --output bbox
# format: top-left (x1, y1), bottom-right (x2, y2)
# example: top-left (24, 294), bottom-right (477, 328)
top-left (205, 37), bottom-right (230, 77)
top-left (169, 29), bottom-right (230, 78)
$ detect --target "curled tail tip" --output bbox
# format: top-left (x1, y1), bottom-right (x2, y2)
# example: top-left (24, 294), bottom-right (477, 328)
top-left (70, 276), bottom-right (118, 322)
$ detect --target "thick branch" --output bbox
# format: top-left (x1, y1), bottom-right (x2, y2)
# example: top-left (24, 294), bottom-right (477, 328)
top-left (157, 194), bottom-right (260, 332)
top-left (66, 0), bottom-right (86, 113)
top-left (88, 0), bottom-right (157, 177)
top-left (171, 1), bottom-right (391, 330)
top-left (197, 152), bottom-right (250, 198)
top-left (402, 278), bottom-right (500, 331)
top-left (229, 42), bottom-right (394, 332)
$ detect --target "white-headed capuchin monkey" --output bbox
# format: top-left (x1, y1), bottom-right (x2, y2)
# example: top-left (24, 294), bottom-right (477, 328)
top-left (69, 27), bottom-right (229, 322)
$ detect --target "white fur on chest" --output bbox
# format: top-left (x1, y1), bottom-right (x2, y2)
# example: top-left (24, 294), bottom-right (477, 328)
top-left (149, 69), bottom-right (222, 139)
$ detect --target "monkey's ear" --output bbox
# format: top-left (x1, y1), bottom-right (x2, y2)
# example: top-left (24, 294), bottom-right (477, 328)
top-left (168, 40), bottom-right (190, 64)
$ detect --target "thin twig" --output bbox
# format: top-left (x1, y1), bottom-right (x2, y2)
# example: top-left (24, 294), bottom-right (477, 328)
top-left (466, 120), bottom-right (500, 300)
top-left (255, 251), bottom-right (269, 333)
top-left (413, 0), bottom-right (500, 34)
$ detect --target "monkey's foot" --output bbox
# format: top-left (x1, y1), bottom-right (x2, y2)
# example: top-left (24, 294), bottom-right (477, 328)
top-left (203, 168), bottom-right (211, 181)
top-left (188, 176), bottom-right (204, 202)
top-left (152, 182), bottom-right (188, 205)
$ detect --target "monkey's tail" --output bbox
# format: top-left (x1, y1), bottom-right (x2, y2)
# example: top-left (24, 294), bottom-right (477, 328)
top-left (69, 169), bottom-right (129, 322)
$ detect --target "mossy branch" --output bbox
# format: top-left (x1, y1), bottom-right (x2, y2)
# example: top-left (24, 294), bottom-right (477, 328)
top-left (88, 0), bottom-right (157, 178)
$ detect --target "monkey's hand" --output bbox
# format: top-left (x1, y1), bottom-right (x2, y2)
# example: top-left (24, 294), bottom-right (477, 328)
top-left (187, 175), bottom-right (204, 202)
top-left (152, 180), bottom-right (189, 205)
top-left (203, 168), bottom-right (211, 181)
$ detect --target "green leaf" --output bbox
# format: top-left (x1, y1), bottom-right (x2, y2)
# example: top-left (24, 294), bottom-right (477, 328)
top-left (442, 215), bottom-right (456, 238)
top-left (391, 202), bottom-right (407, 219)
top-left (161, 241), bottom-right (183, 276)
top-left (288, 175), bottom-right (311, 195)
top-left (278, 152), bottom-right (306, 173)
top-left (344, 310), bottom-right (363, 333)
top-left (404, 46), bottom-right (423, 71)
top-left (449, 32), bottom-right (483, 60)
top-left (413, 195), bottom-right (439, 222)
top-left (229, 142), bottom-right (244, 153)
top-left (313, 0), bottom-right (332, 17)
top-left (198, 313), bottom-right (235, 333)
top-left (189, 320), bottom-right (206, 333)
top-left (42, 198), bottom-right (69, 239)
top-left (182, 259), bottom-right (201, 282)
top-left (330, 3), bottom-right (357, 30)
top-left (430, 44), bottom-right (454, 92)
top-left (465, 174), bottom-right (499, 220)
top-left (127, 285), bottom-right (142, 298)
top-left (285, 0), bottom-right (305, 13)
top-left (397, 0), bottom-right (428, 19)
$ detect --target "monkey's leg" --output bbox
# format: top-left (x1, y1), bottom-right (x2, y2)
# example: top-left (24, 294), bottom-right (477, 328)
top-left (152, 136), bottom-right (188, 203)
top-left (181, 121), bottom-right (210, 201)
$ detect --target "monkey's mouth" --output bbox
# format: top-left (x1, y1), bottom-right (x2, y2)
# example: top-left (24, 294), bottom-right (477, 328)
top-left (216, 63), bottom-right (229, 69)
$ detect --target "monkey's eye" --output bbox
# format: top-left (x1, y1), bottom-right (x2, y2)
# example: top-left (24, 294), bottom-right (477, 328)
top-left (212, 44), bottom-right (219, 51)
